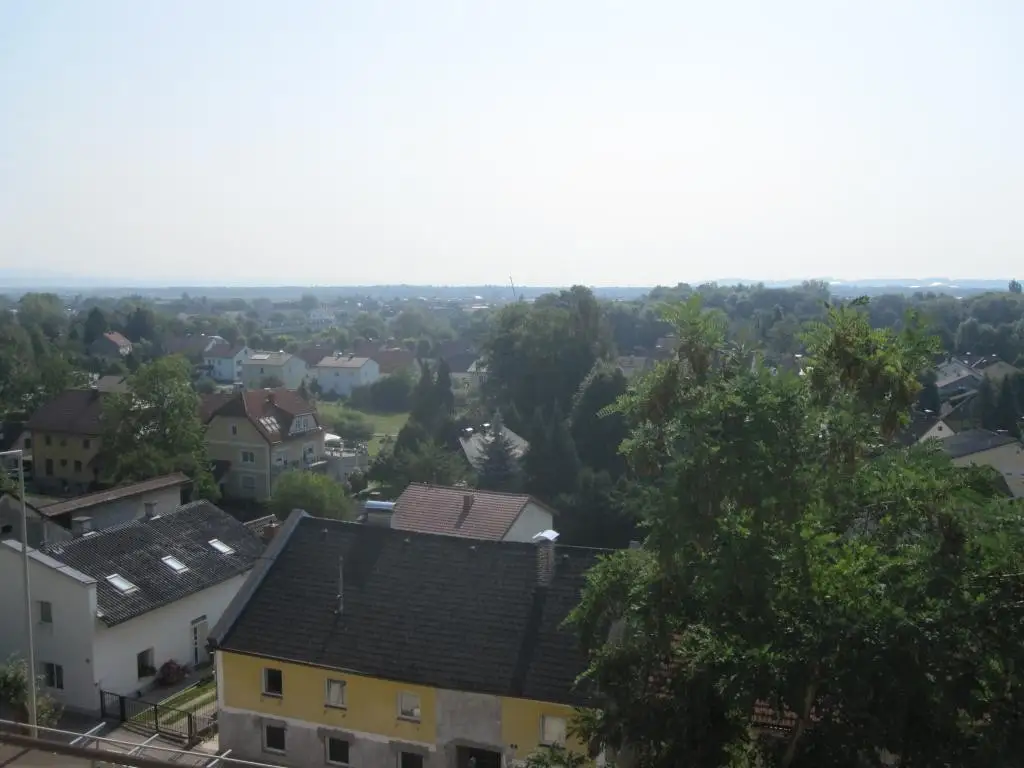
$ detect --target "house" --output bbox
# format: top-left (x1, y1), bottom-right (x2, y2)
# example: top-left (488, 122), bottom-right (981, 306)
top-left (935, 358), bottom-right (983, 401)
top-left (240, 351), bottom-right (308, 391)
top-left (940, 429), bottom-right (1024, 496)
top-left (88, 332), bottom-right (132, 360)
top-left (307, 305), bottom-right (338, 330)
top-left (977, 359), bottom-right (1020, 384)
top-left (26, 387), bottom-right (110, 495)
top-left (314, 354), bottom-right (381, 397)
top-left (370, 347), bottom-right (417, 377)
top-left (616, 355), bottom-right (652, 380)
top-left (0, 473), bottom-right (189, 547)
top-left (209, 514), bottom-right (602, 767)
top-left (898, 411), bottom-right (955, 446)
top-left (390, 484), bottom-right (557, 543)
top-left (164, 334), bottom-right (226, 360)
top-left (295, 343), bottom-right (336, 369)
top-left (204, 343), bottom-right (251, 383)
top-left (458, 423), bottom-right (529, 468)
top-left (201, 388), bottom-right (325, 500)
top-left (0, 500), bottom-right (264, 715)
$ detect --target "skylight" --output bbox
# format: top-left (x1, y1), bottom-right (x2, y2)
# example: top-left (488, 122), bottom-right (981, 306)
top-left (161, 555), bottom-right (188, 573)
top-left (209, 539), bottom-right (235, 555)
top-left (106, 574), bottom-right (138, 594)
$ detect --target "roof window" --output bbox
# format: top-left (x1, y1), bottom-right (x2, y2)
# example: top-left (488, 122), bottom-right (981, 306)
top-left (161, 555), bottom-right (188, 573)
top-left (106, 574), bottom-right (138, 594)
top-left (209, 538), bottom-right (235, 555)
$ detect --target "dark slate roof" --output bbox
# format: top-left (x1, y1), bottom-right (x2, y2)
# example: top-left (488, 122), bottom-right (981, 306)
top-left (212, 514), bottom-right (604, 706)
top-left (26, 388), bottom-right (109, 436)
top-left (36, 473), bottom-right (189, 519)
top-left (897, 410), bottom-right (949, 447)
top-left (41, 500), bottom-right (264, 626)
top-left (939, 429), bottom-right (1019, 459)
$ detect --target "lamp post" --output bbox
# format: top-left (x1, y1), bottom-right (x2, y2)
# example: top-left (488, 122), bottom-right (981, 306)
top-left (1, 448), bottom-right (37, 737)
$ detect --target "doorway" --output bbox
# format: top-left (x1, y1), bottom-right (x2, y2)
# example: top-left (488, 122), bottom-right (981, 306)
top-left (191, 615), bottom-right (209, 666)
top-left (455, 746), bottom-right (502, 768)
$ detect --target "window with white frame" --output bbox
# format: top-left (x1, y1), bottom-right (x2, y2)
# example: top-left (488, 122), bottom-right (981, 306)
top-left (262, 722), bottom-right (286, 754)
top-left (262, 667), bottom-right (283, 697)
top-left (37, 600), bottom-right (53, 625)
top-left (325, 736), bottom-right (350, 766)
top-left (39, 662), bottom-right (63, 690)
top-left (541, 715), bottom-right (567, 746)
top-left (106, 574), bottom-right (138, 594)
top-left (241, 450), bottom-right (256, 464)
top-left (325, 678), bottom-right (347, 708)
top-left (398, 691), bottom-right (421, 721)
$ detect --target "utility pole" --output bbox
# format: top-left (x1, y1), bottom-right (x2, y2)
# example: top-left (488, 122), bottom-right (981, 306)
top-left (1, 449), bottom-right (37, 737)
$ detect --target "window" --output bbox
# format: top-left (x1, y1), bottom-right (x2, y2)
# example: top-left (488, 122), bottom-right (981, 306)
top-left (398, 691), bottom-right (421, 721)
top-left (106, 574), bottom-right (138, 594)
top-left (262, 667), bottom-right (283, 697)
top-left (241, 450), bottom-right (256, 464)
top-left (400, 753), bottom-right (424, 768)
top-left (45, 435), bottom-right (52, 446)
top-left (45, 459), bottom-right (53, 476)
top-left (38, 601), bottom-right (53, 624)
top-left (39, 662), bottom-right (63, 690)
top-left (73, 460), bottom-right (82, 473)
top-left (60, 459), bottom-right (67, 468)
top-left (541, 715), bottom-right (567, 746)
top-left (24, 438), bottom-right (31, 450)
top-left (83, 439), bottom-right (91, 449)
top-left (325, 737), bottom-right (349, 766)
top-left (241, 475), bottom-right (256, 491)
top-left (231, 425), bottom-right (238, 436)
top-left (161, 555), bottom-right (188, 573)
top-left (137, 648), bottom-right (155, 679)
top-left (209, 538), bottom-right (235, 555)
top-left (262, 723), bottom-right (286, 754)
top-left (325, 678), bottom-right (347, 708)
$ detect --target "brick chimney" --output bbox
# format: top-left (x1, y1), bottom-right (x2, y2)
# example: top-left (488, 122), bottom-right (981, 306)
top-left (532, 529), bottom-right (560, 586)
top-left (262, 522), bottom-right (280, 543)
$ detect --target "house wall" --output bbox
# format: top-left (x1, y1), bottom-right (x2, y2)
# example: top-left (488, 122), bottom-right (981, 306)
top-left (216, 651), bottom-right (581, 767)
top-left (918, 420), bottom-right (954, 443)
top-left (0, 543), bottom-right (99, 713)
top-left (952, 442), bottom-right (1024, 497)
top-left (315, 360), bottom-right (380, 397)
top-left (206, 416), bottom-right (271, 500)
top-left (0, 496), bottom-right (66, 548)
top-left (91, 573), bottom-right (249, 709)
top-left (69, 484), bottom-right (185, 536)
top-left (30, 430), bottom-right (102, 495)
top-left (205, 352), bottom-right (249, 383)
top-left (503, 502), bottom-right (555, 543)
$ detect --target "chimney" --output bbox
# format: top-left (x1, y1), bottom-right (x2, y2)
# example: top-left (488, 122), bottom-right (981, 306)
top-left (262, 522), bottom-right (280, 543)
top-left (532, 529), bottom-right (560, 586)
top-left (455, 493), bottom-right (474, 529)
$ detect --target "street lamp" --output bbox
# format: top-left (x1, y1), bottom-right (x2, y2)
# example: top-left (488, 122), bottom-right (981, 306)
top-left (1, 448), bottom-right (37, 737)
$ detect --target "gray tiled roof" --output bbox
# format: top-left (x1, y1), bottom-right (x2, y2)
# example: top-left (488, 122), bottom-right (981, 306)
top-left (212, 514), bottom-right (604, 706)
top-left (41, 501), bottom-right (263, 626)
top-left (939, 429), bottom-right (1019, 459)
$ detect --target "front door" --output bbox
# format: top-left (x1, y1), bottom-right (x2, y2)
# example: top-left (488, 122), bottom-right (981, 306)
top-left (191, 616), bottom-right (209, 666)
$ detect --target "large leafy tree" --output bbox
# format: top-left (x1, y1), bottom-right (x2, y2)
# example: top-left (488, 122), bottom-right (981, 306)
top-left (269, 471), bottom-right (353, 520)
top-left (523, 403), bottom-right (581, 502)
top-left (569, 362), bottom-right (629, 478)
top-left (474, 412), bottom-right (523, 492)
top-left (571, 298), bottom-right (1024, 768)
top-left (99, 356), bottom-right (217, 498)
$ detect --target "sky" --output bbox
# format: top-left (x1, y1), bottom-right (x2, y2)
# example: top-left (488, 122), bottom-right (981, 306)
top-left (0, 1), bottom-right (1021, 287)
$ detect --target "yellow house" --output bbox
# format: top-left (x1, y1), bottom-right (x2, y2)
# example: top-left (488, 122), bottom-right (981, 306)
top-left (201, 389), bottom-right (326, 501)
top-left (209, 513), bottom-right (602, 768)
top-left (26, 387), bottom-right (111, 495)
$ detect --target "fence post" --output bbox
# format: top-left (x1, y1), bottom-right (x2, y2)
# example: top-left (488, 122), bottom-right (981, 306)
top-left (153, 703), bottom-right (160, 734)
top-left (188, 712), bottom-right (195, 744)
top-left (118, 694), bottom-right (126, 723)
top-left (99, 692), bottom-right (106, 719)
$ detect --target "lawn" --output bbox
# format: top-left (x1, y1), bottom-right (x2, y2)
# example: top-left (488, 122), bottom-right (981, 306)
top-left (317, 403), bottom-right (409, 455)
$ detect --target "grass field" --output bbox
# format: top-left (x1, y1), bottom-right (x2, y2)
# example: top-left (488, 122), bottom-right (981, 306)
top-left (316, 403), bottom-right (409, 455)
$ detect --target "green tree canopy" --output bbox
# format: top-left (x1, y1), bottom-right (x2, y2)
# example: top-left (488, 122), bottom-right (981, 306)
top-left (474, 412), bottom-right (523, 492)
top-left (269, 471), bottom-right (353, 520)
top-left (571, 298), bottom-right (1024, 768)
top-left (523, 403), bottom-right (581, 503)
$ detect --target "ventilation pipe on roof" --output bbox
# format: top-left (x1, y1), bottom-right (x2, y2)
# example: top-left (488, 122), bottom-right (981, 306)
top-left (335, 556), bottom-right (344, 615)
top-left (532, 529), bottom-right (559, 586)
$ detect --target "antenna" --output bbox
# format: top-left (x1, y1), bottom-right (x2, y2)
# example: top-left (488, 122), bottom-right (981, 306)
top-left (509, 276), bottom-right (518, 300)
top-left (335, 556), bottom-right (344, 615)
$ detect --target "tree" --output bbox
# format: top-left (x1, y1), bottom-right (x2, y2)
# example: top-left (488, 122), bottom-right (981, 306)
top-left (570, 297), bottom-right (1024, 767)
top-left (916, 369), bottom-right (941, 414)
top-left (524, 745), bottom-right (593, 767)
top-left (83, 306), bottom-right (108, 346)
top-left (569, 363), bottom-right (629, 477)
top-left (0, 655), bottom-right (60, 726)
top-left (99, 356), bottom-right (217, 499)
top-left (367, 440), bottom-right (467, 496)
top-left (409, 361), bottom-right (439, 428)
top-left (260, 374), bottom-right (285, 388)
top-left (434, 357), bottom-right (455, 416)
top-left (269, 471), bottom-right (353, 520)
top-left (475, 413), bottom-right (522, 492)
top-left (555, 468), bottom-right (637, 549)
top-left (1010, 279), bottom-right (1022, 294)
top-left (978, 375), bottom-right (999, 430)
top-left (523, 403), bottom-right (581, 503)
top-left (996, 375), bottom-right (1021, 436)
top-left (326, 410), bottom-right (375, 444)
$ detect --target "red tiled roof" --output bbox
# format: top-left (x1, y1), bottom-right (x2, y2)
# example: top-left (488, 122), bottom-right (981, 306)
top-left (371, 347), bottom-right (415, 375)
top-left (104, 331), bottom-right (131, 348)
top-left (27, 388), bottom-right (109, 435)
top-left (295, 344), bottom-right (334, 367)
top-left (392, 483), bottom-right (553, 540)
top-left (202, 388), bottom-right (319, 444)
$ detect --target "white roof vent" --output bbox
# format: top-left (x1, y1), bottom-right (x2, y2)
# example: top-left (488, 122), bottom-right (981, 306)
top-left (532, 529), bottom-right (560, 543)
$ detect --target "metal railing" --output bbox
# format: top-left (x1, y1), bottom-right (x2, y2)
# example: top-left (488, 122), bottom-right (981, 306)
top-left (99, 690), bottom-right (216, 746)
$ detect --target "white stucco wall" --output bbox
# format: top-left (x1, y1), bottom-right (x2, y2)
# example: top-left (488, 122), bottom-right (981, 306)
top-left (953, 442), bottom-right (1024, 497)
top-left (503, 502), bottom-right (554, 543)
top-left (0, 542), bottom-right (99, 713)
top-left (91, 572), bottom-right (250, 703)
top-left (317, 360), bottom-right (381, 396)
top-left (206, 350), bottom-right (250, 383)
top-left (918, 420), bottom-right (954, 443)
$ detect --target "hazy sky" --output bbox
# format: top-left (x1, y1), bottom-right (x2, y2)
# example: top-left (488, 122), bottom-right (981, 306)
top-left (1, 2), bottom-right (1021, 287)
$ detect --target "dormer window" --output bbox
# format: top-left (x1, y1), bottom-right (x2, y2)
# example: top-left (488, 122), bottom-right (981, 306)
top-left (161, 555), bottom-right (188, 573)
top-left (106, 574), bottom-right (138, 594)
top-left (209, 538), bottom-right (235, 555)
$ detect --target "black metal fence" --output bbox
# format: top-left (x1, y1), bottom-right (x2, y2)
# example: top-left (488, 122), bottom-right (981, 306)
top-left (99, 689), bottom-right (216, 746)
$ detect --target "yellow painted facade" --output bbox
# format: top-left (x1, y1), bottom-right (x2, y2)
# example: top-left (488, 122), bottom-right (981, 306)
top-left (31, 429), bottom-right (101, 492)
top-left (220, 651), bottom-right (584, 759)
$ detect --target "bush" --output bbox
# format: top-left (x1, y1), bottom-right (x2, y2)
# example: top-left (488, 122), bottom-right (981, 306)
top-left (326, 410), bottom-right (375, 443)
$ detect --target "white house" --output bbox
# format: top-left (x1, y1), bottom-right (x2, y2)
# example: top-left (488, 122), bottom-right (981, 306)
top-left (240, 351), bottom-right (308, 391)
top-left (389, 483), bottom-right (557, 543)
top-left (306, 305), bottom-right (337, 330)
top-left (0, 472), bottom-right (189, 548)
top-left (204, 343), bottom-right (251, 383)
top-left (314, 354), bottom-right (380, 397)
top-left (0, 500), bottom-right (264, 715)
